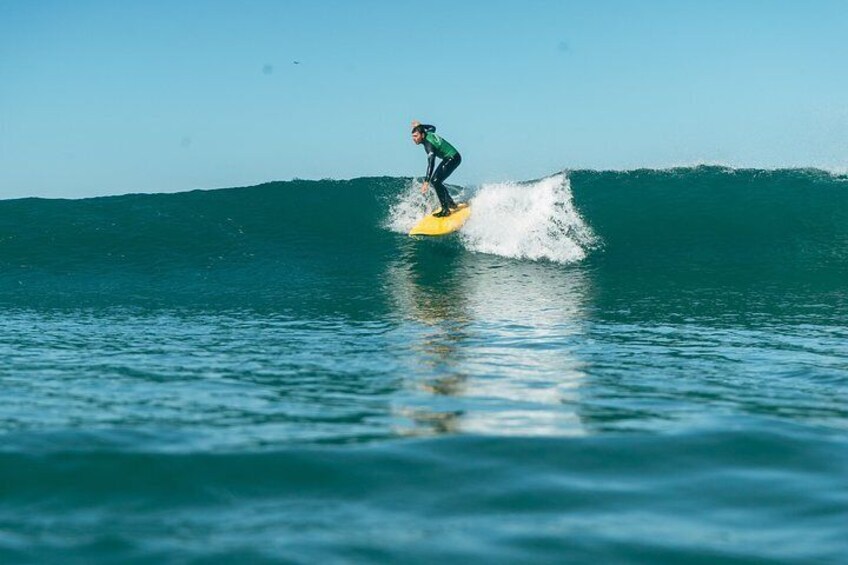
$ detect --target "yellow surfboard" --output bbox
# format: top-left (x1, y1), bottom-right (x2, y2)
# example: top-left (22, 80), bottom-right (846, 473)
top-left (409, 203), bottom-right (471, 236)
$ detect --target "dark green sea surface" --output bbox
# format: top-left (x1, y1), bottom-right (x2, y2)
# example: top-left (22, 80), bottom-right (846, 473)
top-left (0, 167), bottom-right (846, 563)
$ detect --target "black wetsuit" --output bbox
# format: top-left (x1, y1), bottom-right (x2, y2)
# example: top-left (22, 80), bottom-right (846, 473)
top-left (420, 125), bottom-right (461, 212)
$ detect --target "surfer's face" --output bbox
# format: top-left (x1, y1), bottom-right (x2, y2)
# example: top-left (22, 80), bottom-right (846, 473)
top-left (412, 131), bottom-right (424, 144)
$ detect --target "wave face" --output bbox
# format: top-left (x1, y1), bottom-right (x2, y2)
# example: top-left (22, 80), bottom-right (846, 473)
top-left (571, 167), bottom-right (848, 281)
top-left (0, 167), bottom-right (846, 310)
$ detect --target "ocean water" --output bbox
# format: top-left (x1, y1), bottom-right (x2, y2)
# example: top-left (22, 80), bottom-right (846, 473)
top-left (1, 167), bottom-right (846, 563)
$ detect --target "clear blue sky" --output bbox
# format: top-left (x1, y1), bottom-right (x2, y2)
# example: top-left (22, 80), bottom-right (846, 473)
top-left (2, 0), bottom-right (847, 199)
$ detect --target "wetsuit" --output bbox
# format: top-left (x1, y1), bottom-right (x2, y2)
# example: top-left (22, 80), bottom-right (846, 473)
top-left (420, 125), bottom-right (461, 212)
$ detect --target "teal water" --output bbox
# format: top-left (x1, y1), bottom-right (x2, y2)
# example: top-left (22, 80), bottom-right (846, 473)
top-left (1, 167), bottom-right (846, 563)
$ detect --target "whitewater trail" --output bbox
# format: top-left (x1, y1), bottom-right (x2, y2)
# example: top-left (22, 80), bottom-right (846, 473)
top-left (386, 173), bottom-right (598, 264)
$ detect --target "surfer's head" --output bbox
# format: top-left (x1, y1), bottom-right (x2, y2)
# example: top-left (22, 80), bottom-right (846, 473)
top-left (411, 124), bottom-right (426, 144)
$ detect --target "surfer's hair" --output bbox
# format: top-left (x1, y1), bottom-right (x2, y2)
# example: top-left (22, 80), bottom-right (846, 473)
top-left (411, 124), bottom-right (427, 135)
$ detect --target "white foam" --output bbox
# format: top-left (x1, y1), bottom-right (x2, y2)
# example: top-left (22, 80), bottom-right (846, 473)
top-left (384, 179), bottom-right (441, 234)
top-left (385, 174), bottom-right (598, 264)
top-left (460, 174), bottom-right (598, 264)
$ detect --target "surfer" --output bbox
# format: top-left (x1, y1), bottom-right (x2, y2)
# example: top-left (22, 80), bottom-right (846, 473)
top-left (411, 121), bottom-right (462, 217)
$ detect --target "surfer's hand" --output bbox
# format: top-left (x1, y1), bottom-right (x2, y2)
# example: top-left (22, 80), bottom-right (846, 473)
top-left (411, 120), bottom-right (421, 128)
top-left (421, 181), bottom-right (429, 194)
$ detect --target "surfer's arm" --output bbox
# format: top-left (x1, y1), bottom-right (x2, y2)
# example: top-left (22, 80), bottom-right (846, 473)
top-left (425, 150), bottom-right (436, 182)
top-left (420, 151), bottom-right (436, 194)
top-left (411, 120), bottom-right (435, 133)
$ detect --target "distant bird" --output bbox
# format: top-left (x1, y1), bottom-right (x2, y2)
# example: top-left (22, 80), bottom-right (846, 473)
top-left (293, 61), bottom-right (301, 65)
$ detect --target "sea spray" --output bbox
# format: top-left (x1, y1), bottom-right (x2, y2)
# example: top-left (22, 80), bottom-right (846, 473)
top-left (386, 174), bottom-right (598, 264)
top-left (384, 179), bottom-right (436, 234)
top-left (461, 174), bottom-right (598, 263)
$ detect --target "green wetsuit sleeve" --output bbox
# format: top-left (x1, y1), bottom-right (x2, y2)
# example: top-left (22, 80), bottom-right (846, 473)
top-left (420, 125), bottom-right (438, 181)
top-left (424, 142), bottom-right (436, 181)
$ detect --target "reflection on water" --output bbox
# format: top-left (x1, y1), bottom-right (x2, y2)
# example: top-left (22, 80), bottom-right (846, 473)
top-left (383, 239), bottom-right (592, 438)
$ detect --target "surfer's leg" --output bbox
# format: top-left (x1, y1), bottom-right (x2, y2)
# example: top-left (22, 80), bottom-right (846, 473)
top-left (440, 153), bottom-right (462, 181)
top-left (432, 179), bottom-right (454, 211)
top-left (431, 154), bottom-right (462, 213)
